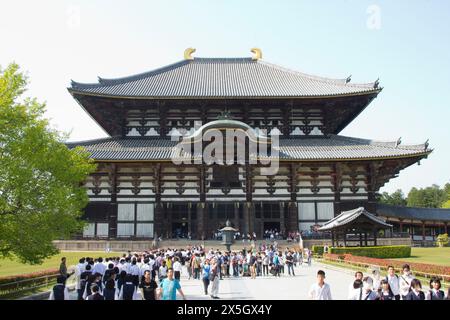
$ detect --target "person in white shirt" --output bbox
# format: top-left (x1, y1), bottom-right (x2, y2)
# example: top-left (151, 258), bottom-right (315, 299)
top-left (74, 258), bottom-right (86, 300)
top-left (140, 258), bottom-right (151, 278)
top-left (399, 264), bottom-right (414, 299)
top-left (173, 257), bottom-right (183, 281)
top-left (371, 268), bottom-right (381, 292)
top-left (348, 271), bottom-right (364, 299)
top-left (308, 270), bottom-right (332, 300)
top-left (92, 257), bottom-right (107, 275)
top-left (385, 265), bottom-right (400, 300)
top-left (349, 279), bottom-right (363, 300)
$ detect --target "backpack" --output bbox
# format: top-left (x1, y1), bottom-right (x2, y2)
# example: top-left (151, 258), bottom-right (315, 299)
top-left (123, 283), bottom-right (135, 300)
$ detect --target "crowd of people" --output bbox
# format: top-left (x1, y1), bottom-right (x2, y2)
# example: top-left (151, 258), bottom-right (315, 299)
top-left (308, 264), bottom-right (450, 300)
top-left (50, 243), bottom-right (313, 300)
top-left (50, 244), bottom-right (448, 301)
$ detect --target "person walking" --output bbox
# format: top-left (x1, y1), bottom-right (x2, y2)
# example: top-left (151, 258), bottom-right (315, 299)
top-left (286, 252), bottom-right (295, 276)
top-left (159, 268), bottom-right (186, 300)
top-left (173, 257), bottom-right (182, 281)
top-left (348, 271), bottom-right (364, 299)
top-left (308, 270), bottom-right (332, 300)
top-left (378, 279), bottom-right (395, 300)
top-left (209, 259), bottom-right (220, 299)
top-left (385, 265), bottom-right (401, 300)
top-left (399, 264), bottom-right (414, 300)
top-left (59, 257), bottom-right (68, 284)
top-left (404, 279), bottom-right (425, 300)
top-left (48, 276), bottom-right (70, 300)
top-left (262, 253), bottom-right (270, 276)
top-left (139, 270), bottom-right (158, 300)
top-left (202, 259), bottom-right (211, 295)
top-left (85, 284), bottom-right (104, 300)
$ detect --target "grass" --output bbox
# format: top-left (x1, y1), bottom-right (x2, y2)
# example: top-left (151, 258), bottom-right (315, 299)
top-left (0, 251), bottom-right (124, 278)
top-left (391, 247), bottom-right (450, 266)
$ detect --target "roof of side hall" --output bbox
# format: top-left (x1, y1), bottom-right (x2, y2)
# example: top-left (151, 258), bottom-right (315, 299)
top-left (68, 57), bottom-right (381, 99)
top-left (66, 135), bottom-right (430, 161)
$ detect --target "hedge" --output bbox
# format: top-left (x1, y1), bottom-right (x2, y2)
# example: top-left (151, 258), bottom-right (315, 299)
top-left (312, 245), bottom-right (324, 256)
top-left (329, 245), bottom-right (411, 259)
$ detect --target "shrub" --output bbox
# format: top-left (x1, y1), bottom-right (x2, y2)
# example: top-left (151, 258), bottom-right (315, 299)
top-left (329, 245), bottom-right (411, 259)
top-left (312, 245), bottom-right (324, 256)
top-left (436, 234), bottom-right (449, 247)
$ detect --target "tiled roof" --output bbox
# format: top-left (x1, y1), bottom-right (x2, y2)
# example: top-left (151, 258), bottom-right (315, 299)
top-left (69, 57), bottom-right (380, 98)
top-left (66, 135), bottom-right (430, 161)
top-left (376, 204), bottom-right (450, 222)
top-left (318, 207), bottom-right (392, 231)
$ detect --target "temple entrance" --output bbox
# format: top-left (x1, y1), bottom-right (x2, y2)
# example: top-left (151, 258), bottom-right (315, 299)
top-left (263, 222), bottom-right (280, 232)
top-left (172, 222), bottom-right (188, 239)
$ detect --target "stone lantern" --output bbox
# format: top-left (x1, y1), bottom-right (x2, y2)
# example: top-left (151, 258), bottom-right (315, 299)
top-left (220, 220), bottom-right (238, 252)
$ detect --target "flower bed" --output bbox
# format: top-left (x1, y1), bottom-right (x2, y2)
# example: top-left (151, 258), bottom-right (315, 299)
top-left (323, 253), bottom-right (450, 281)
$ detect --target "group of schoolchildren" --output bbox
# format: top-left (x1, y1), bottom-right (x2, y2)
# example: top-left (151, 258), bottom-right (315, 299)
top-left (308, 263), bottom-right (449, 300)
top-left (49, 249), bottom-right (189, 300)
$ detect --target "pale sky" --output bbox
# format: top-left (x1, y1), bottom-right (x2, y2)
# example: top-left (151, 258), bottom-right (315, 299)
top-left (1, 0), bottom-right (449, 194)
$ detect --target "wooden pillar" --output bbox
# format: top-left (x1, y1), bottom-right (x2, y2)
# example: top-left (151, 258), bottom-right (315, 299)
top-left (243, 202), bottom-right (253, 235)
top-left (280, 202), bottom-right (286, 235)
top-left (234, 203), bottom-right (240, 233)
top-left (188, 203), bottom-right (192, 236)
top-left (359, 233), bottom-right (363, 247)
top-left (197, 203), bottom-right (206, 240)
top-left (153, 164), bottom-right (163, 239)
top-left (445, 223), bottom-right (448, 235)
top-left (333, 163), bottom-right (342, 218)
top-left (374, 229), bottom-right (377, 246)
top-left (108, 164), bottom-right (118, 239)
top-left (288, 164), bottom-right (299, 232)
top-left (364, 232), bottom-right (368, 246)
top-left (244, 164), bottom-right (253, 235)
top-left (422, 222), bottom-right (426, 243)
top-left (399, 219), bottom-right (403, 233)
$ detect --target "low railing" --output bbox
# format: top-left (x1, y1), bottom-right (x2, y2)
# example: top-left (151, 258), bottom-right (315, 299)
top-left (0, 269), bottom-right (76, 300)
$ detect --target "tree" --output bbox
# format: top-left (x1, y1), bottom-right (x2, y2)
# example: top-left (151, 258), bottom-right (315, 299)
top-left (407, 184), bottom-right (447, 208)
top-left (379, 189), bottom-right (407, 206)
top-left (442, 183), bottom-right (450, 208)
top-left (0, 63), bottom-right (96, 264)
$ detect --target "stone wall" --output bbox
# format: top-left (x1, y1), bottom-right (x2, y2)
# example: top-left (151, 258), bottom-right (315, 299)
top-left (53, 237), bottom-right (412, 252)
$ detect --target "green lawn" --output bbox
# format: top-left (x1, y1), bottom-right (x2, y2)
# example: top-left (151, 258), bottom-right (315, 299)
top-left (392, 247), bottom-right (450, 266)
top-left (0, 251), bottom-right (124, 278)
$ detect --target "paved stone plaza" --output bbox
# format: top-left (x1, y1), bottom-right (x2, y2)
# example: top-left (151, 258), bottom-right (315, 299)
top-left (68, 261), bottom-right (355, 300)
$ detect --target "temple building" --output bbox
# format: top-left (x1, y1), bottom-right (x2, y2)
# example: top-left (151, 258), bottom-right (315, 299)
top-left (67, 48), bottom-right (433, 240)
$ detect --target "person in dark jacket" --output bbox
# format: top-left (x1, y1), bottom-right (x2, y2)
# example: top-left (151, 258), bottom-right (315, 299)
top-left (86, 284), bottom-right (104, 300)
top-left (119, 274), bottom-right (136, 300)
top-left (378, 279), bottom-right (395, 300)
top-left (103, 278), bottom-right (117, 300)
top-left (405, 279), bottom-right (425, 300)
top-left (426, 277), bottom-right (445, 300)
top-left (78, 264), bottom-right (92, 300)
top-left (49, 276), bottom-right (69, 300)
